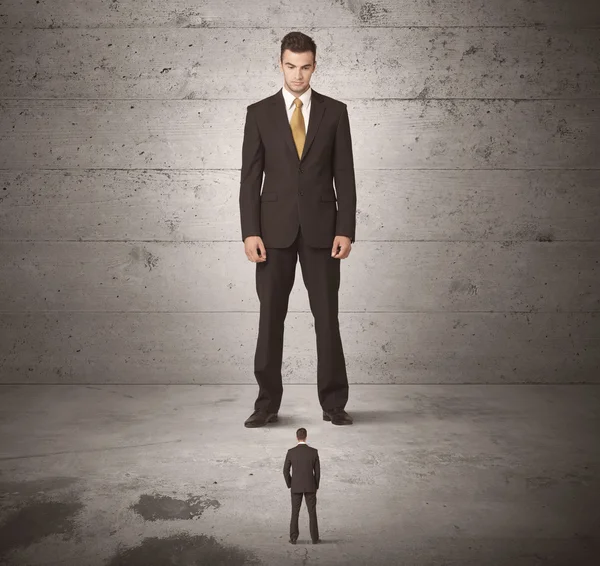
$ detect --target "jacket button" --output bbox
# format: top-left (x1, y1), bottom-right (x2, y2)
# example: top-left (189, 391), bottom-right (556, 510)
top-left (298, 167), bottom-right (303, 173)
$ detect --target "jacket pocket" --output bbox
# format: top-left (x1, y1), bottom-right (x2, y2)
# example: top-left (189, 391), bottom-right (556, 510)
top-left (260, 192), bottom-right (278, 201)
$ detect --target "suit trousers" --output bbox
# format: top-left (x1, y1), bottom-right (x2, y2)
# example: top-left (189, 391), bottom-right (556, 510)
top-left (253, 225), bottom-right (349, 413)
top-left (290, 491), bottom-right (318, 541)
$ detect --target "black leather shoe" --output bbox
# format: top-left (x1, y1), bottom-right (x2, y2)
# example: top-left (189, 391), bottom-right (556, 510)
top-left (244, 409), bottom-right (278, 428)
top-left (289, 538), bottom-right (297, 544)
top-left (323, 408), bottom-right (353, 425)
top-left (312, 538), bottom-right (321, 544)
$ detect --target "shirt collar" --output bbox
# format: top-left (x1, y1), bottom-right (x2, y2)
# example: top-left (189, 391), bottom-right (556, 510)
top-left (297, 441), bottom-right (307, 444)
top-left (282, 85), bottom-right (312, 110)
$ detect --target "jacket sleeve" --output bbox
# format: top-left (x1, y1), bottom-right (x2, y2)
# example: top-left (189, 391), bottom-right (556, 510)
top-left (283, 450), bottom-right (292, 488)
top-left (314, 450), bottom-right (320, 490)
top-left (332, 104), bottom-right (357, 244)
top-left (239, 105), bottom-right (265, 242)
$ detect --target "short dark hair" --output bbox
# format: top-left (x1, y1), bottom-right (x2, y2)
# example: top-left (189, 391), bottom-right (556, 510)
top-left (280, 32), bottom-right (316, 62)
top-left (296, 427), bottom-right (307, 440)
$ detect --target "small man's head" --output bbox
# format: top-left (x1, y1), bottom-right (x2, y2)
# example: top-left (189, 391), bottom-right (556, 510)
top-left (279, 31), bottom-right (317, 95)
top-left (296, 427), bottom-right (307, 442)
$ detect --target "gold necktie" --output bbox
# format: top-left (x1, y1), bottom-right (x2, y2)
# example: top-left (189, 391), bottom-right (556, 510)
top-left (290, 98), bottom-right (305, 158)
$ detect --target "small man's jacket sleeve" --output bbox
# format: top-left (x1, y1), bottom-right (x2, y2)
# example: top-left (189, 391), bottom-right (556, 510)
top-left (314, 450), bottom-right (320, 490)
top-left (283, 449), bottom-right (292, 488)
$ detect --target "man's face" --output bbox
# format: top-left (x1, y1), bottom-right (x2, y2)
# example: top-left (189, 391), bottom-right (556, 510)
top-left (279, 49), bottom-right (316, 95)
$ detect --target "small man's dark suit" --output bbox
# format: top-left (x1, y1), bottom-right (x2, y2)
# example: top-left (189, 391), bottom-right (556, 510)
top-left (239, 87), bottom-right (357, 417)
top-left (283, 442), bottom-right (320, 543)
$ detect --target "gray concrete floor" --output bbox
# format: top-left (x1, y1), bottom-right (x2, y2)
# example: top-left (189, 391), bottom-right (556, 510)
top-left (0, 384), bottom-right (598, 566)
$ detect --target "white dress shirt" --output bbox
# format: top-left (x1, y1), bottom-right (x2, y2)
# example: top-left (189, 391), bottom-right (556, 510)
top-left (297, 440), bottom-right (307, 445)
top-left (282, 85), bottom-right (312, 133)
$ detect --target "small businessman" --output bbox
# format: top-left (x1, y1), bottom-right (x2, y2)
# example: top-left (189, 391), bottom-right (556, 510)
top-left (283, 428), bottom-right (321, 544)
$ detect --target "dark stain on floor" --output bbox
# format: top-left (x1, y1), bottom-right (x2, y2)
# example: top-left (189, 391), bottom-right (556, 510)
top-left (130, 493), bottom-right (220, 521)
top-left (106, 533), bottom-right (261, 566)
top-left (0, 498), bottom-right (83, 558)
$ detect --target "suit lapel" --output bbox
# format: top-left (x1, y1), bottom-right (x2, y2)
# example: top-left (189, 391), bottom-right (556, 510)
top-left (301, 89), bottom-right (325, 162)
top-left (272, 88), bottom-right (326, 162)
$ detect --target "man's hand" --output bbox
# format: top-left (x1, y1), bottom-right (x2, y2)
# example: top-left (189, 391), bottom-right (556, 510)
top-left (332, 235), bottom-right (352, 259)
top-left (244, 236), bottom-right (267, 263)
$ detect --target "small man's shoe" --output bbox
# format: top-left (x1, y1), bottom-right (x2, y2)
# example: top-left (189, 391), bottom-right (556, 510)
top-left (244, 409), bottom-right (278, 428)
top-left (289, 538), bottom-right (297, 544)
top-left (312, 538), bottom-right (321, 544)
top-left (323, 408), bottom-right (353, 425)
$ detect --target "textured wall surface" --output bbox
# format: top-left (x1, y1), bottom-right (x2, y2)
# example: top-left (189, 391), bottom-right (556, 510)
top-left (0, 0), bottom-right (599, 384)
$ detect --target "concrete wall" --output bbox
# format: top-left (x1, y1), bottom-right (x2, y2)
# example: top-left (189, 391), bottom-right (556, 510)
top-left (0, 0), bottom-right (599, 384)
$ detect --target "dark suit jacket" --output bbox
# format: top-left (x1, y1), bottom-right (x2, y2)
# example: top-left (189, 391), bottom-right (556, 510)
top-left (283, 443), bottom-right (320, 493)
top-left (239, 88), bottom-right (357, 248)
